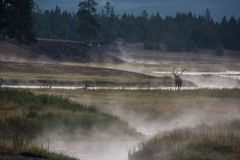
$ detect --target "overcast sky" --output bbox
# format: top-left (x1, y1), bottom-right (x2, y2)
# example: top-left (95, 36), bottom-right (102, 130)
top-left (35, 0), bottom-right (240, 20)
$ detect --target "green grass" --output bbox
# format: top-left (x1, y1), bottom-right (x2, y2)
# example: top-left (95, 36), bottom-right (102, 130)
top-left (0, 89), bottom-right (137, 138)
top-left (0, 62), bottom-right (178, 86)
top-left (33, 89), bottom-right (240, 122)
top-left (129, 120), bottom-right (240, 160)
top-left (0, 88), bottom-right (139, 159)
top-left (0, 140), bottom-right (77, 160)
top-left (1, 88), bottom-right (238, 159)
top-left (0, 71), bottom-right (177, 88)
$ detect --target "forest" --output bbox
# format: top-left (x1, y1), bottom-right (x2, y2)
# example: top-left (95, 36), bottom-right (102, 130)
top-left (33, 2), bottom-right (240, 52)
top-left (0, 0), bottom-right (240, 52)
top-left (0, 0), bottom-right (35, 43)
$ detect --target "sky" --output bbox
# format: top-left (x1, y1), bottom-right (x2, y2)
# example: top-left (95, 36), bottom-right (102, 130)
top-left (35, 0), bottom-right (240, 20)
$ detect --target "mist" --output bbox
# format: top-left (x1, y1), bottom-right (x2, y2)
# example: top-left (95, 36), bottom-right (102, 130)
top-left (34, 123), bottom-right (142, 160)
top-left (1, 0), bottom-right (240, 160)
top-left (31, 88), bottom-right (240, 160)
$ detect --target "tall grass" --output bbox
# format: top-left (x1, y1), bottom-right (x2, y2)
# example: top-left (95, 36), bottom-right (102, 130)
top-left (0, 88), bottom-right (138, 159)
top-left (0, 89), bottom-right (135, 138)
top-left (0, 139), bottom-right (77, 160)
top-left (0, 89), bottom-right (96, 112)
top-left (129, 120), bottom-right (240, 160)
top-left (81, 88), bottom-right (240, 98)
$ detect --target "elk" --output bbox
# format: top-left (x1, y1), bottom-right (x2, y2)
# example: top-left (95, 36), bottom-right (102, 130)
top-left (172, 68), bottom-right (186, 90)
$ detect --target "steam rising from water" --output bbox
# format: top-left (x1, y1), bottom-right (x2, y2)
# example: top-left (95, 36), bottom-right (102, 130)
top-left (2, 85), bottom-right (240, 90)
top-left (35, 127), bottom-right (141, 160)
top-left (153, 71), bottom-right (240, 88)
top-left (104, 100), bottom-right (240, 136)
top-left (34, 92), bottom-right (240, 160)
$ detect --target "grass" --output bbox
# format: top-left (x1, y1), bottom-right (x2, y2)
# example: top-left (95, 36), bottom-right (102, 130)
top-left (32, 89), bottom-right (240, 122)
top-left (0, 72), bottom-right (156, 82)
top-left (0, 61), bottom-right (177, 87)
top-left (128, 120), bottom-right (240, 160)
top-left (0, 89), bottom-right (137, 137)
top-left (0, 71), bottom-right (174, 87)
top-left (1, 88), bottom-right (239, 159)
top-left (0, 61), bottom-right (200, 87)
top-left (0, 140), bottom-right (77, 160)
top-left (0, 88), bottom-right (139, 159)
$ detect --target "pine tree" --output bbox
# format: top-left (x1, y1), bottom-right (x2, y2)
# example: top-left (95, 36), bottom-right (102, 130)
top-left (102, 2), bottom-right (114, 17)
top-left (31, 6), bottom-right (240, 52)
top-left (0, 0), bottom-right (6, 40)
top-left (77, 0), bottom-right (100, 41)
top-left (6, 0), bottom-right (36, 43)
top-left (205, 8), bottom-right (211, 22)
top-left (100, 2), bottom-right (116, 46)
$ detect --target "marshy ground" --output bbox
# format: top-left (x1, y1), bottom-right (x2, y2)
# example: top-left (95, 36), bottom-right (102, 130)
top-left (0, 41), bottom-right (240, 160)
top-left (30, 88), bottom-right (240, 160)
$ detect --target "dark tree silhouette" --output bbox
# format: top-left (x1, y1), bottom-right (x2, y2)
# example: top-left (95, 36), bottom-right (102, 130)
top-left (0, 0), bottom-right (7, 40)
top-left (77, 0), bottom-right (100, 41)
top-left (98, 2), bottom-right (116, 46)
top-left (6, 0), bottom-right (36, 43)
top-left (32, 5), bottom-right (240, 52)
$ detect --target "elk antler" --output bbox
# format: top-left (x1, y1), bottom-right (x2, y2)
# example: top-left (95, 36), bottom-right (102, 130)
top-left (178, 68), bottom-right (186, 76)
top-left (173, 67), bottom-right (175, 73)
top-left (172, 68), bottom-right (177, 77)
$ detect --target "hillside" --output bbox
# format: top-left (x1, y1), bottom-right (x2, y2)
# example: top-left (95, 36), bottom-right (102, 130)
top-left (110, 41), bottom-right (240, 64)
top-left (0, 39), bottom-right (123, 63)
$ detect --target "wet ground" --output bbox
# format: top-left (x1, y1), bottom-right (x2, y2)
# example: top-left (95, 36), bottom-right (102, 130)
top-left (2, 71), bottom-right (240, 90)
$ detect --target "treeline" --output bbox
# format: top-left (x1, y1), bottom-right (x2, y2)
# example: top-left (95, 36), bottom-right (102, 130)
top-left (1, 0), bottom-right (239, 52)
top-left (33, 1), bottom-right (240, 52)
top-left (0, 0), bottom-right (35, 43)
top-left (33, 1), bottom-right (117, 46)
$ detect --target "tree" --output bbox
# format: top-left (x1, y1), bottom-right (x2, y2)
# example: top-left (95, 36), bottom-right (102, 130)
top-left (140, 10), bottom-right (148, 41)
top-left (99, 2), bottom-right (116, 46)
top-left (0, 0), bottom-right (6, 40)
top-left (205, 8), bottom-right (211, 22)
top-left (77, 0), bottom-right (100, 41)
top-left (102, 2), bottom-right (114, 17)
top-left (6, 0), bottom-right (36, 43)
top-left (32, 7), bottom-right (240, 52)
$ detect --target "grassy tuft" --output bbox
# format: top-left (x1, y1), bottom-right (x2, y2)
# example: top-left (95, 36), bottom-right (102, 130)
top-left (0, 88), bottom-right (139, 159)
top-left (129, 120), bottom-right (240, 160)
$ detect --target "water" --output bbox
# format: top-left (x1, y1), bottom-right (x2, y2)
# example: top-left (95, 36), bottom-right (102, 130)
top-left (2, 85), bottom-right (240, 90)
top-left (2, 71), bottom-right (240, 160)
top-left (153, 71), bottom-right (240, 88)
top-left (153, 71), bottom-right (240, 76)
top-left (1, 71), bottom-right (239, 90)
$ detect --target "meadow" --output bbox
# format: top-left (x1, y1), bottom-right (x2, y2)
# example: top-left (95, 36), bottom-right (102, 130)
top-left (30, 88), bottom-right (240, 160)
top-left (1, 2), bottom-right (239, 159)
top-left (33, 89), bottom-right (240, 126)
top-left (129, 120), bottom-right (240, 160)
top-left (0, 61), bottom-right (239, 159)
top-left (0, 62), bottom-right (178, 87)
top-left (0, 88), bottom-right (139, 160)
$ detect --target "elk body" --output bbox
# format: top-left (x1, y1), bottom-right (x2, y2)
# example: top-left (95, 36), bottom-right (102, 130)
top-left (172, 68), bottom-right (186, 90)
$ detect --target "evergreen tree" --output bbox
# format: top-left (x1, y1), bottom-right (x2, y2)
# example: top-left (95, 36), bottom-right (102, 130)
top-left (205, 8), bottom-right (211, 22)
top-left (0, 0), bottom-right (6, 40)
top-left (99, 2), bottom-right (116, 46)
top-left (140, 10), bottom-right (148, 41)
top-left (6, 0), bottom-right (36, 43)
top-left (0, 0), bottom-right (4, 39)
top-left (32, 6), bottom-right (240, 52)
top-left (77, 0), bottom-right (100, 41)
